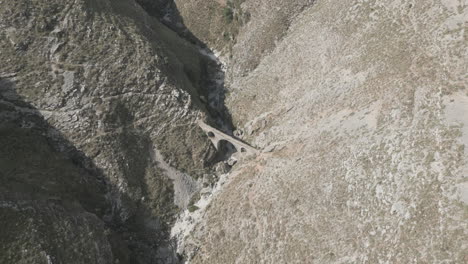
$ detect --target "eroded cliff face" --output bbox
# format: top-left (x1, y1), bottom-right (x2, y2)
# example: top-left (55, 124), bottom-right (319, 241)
top-left (171, 0), bottom-right (314, 77)
top-left (0, 0), bottom-right (223, 263)
top-left (1, 0), bottom-right (468, 263)
top-left (176, 0), bottom-right (468, 263)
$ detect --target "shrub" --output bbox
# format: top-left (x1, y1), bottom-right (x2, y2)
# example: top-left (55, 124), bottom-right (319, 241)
top-left (188, 205), bottom-right (200, 212)
top-left (223, 7), bottom-right (234, 23)
top-left (187, 191), bottom-right (201, 213)
top-left (223, 32), bottom-right (230, 41)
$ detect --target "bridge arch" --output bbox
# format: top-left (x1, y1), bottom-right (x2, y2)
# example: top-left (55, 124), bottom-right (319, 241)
top-left (207, 131), bottom-right (215, 138)
top-left (215, 138), bottom-right (247, 154)
top-left (216, 139), bottom-right (236, 152)
top-left (197, 120), bottom-right (259, 157)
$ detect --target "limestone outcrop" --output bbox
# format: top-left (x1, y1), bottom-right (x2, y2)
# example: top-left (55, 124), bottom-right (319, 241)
top-left (1, 0), bottom-right (467, 263)
top-left (180, 0), bottom-right (468, 263)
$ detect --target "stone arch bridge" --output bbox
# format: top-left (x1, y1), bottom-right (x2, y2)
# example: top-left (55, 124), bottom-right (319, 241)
top-left (197, 120), bottom-right (259, 156)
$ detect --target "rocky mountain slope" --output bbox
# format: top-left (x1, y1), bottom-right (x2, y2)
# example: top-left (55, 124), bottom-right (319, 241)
top-left (1, 0), bottom-right (467, 263)
top-left (175, 0), bottom-right (468, 263)
top-left (1, 0), bottom-right (226, 263)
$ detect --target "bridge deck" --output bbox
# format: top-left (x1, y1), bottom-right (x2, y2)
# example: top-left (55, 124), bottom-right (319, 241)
top-left (197, 120), bottom-right (259, 155)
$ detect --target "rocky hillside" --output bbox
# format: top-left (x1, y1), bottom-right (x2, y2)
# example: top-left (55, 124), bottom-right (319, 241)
top-left (0, 0), bottom-right (225, 263)
top-left (176, 0), bottom-right (468, 263)
top-left (1, 0), bottom-right (467, 263)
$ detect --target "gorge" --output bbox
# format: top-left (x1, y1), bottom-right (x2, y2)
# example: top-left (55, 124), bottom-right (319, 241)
top-left (1, 0), bottom-right (467, 263)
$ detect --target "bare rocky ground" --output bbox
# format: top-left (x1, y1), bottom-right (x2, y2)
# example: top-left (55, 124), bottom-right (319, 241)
top-left (1, 0), bottom-right (467, 263)
top-left (0, 0), bottom-right (223, 263)
top-left (175, 0), bottom-right (468, 263)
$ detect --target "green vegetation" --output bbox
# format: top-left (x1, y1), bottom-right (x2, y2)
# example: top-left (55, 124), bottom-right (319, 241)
top-left (219, 0), bottom-right (250, 54)
top-left (187, 191), bottom-right (201, 212)
top-left (223, 32), bottom-right (231, 41)
top-left (223, 7), bottom-right (234, 23)
top-left (188, 205), bottom-right (200, 212)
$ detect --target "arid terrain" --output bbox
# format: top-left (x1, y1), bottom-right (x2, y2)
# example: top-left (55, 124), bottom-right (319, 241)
top-left (1, 0), bottom-right (467, 263)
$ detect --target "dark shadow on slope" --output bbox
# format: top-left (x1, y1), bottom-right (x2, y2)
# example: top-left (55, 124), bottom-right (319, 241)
top-left (1, 1), bottom-right (240, 262)
top-left (135, 0), bottom-right (235, 133)
top-left (135, 0), bottom-right (207, 48)
top-left (0, 79), bottom-right (180, 264)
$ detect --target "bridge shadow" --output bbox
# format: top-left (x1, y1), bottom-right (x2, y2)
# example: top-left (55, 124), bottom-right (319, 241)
top-left (211, 140), bottom-right (238, 164)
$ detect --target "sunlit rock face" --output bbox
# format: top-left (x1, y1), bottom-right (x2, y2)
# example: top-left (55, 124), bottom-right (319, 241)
top-left (181, 0), bottom-right (468, 263)
top-left (1, 0), bottom-right (467, 263)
